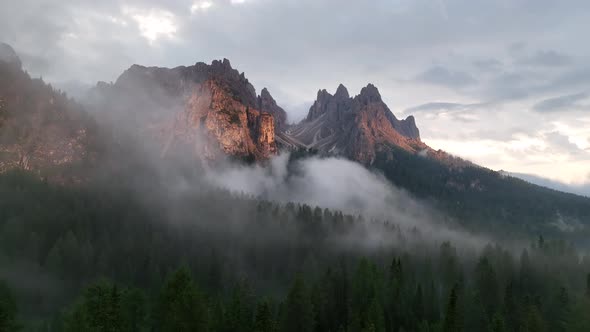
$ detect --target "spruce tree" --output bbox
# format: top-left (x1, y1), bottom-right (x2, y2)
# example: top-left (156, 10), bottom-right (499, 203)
top-left (154, 267), bottom-right (209, 332)
top-left (254, 300), bottom-right (275, 332)
top-left (443, 284), bottom-right (462, 332)
top-left (0, 281), bottom-right (19, 332)
top-left (282, 275), bottom-right (314, 332)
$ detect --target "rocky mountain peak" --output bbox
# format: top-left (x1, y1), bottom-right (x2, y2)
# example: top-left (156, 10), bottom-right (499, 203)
top-left (0, 43), bottom-right (21, 68)
top-left (334, 84), bottom-right (350, 100)
top-left (317, 89), bottom-right (333, 100)
top-left (284, 83), bottom-right (425, 164)
top-left (258, 88), bottom-right (288, 130)
top-left (398, 115), bottom-right (420, 139)
top-left (90, 59), bottom-right (279, 161)
top-left (357, 83), bottom-right (382, 104)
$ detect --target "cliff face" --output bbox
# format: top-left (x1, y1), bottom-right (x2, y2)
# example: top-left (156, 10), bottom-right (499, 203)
top-left (258, 88), bottom-right (288, 131)
top-left (284, 84), bottom-right (426, 164)
top-left (0, 43), bottom-right (95, 182)
top-left (91, 59), bottom-right (280, 162)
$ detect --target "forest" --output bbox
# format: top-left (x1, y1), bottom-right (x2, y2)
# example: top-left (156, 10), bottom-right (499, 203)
top-left (373, 146), bottom-right (590, 243)
top-left (0, 169), bottom-right (590, 331)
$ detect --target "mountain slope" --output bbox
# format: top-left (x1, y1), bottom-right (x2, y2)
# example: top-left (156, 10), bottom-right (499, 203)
top-left (89, 59), bottom-right (284, 161)
top-left (281, 84), bottom-right (470, 169)
top-left (279, 83), bottom-right (590, 236)
top-left (0, 43), bottom-right (96, 182)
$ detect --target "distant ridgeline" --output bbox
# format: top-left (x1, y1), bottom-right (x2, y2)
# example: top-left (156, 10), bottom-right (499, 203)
top-left (372, 146), bottom-right (590, 242)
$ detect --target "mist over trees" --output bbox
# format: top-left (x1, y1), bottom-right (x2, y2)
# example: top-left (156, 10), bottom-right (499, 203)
top-left (1, 169), bottom-right (590, 331)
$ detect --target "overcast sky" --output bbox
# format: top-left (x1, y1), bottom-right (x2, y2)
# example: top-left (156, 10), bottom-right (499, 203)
top-left (1, 0), bottom-right (589, 190)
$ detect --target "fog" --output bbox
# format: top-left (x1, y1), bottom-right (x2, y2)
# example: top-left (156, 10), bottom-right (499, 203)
top-left (203, 152), bottom-right (493, 251)
top-left (75, 67), bottom-right (499, 255)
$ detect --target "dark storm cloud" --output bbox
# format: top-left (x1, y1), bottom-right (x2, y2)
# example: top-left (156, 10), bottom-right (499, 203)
top-left (533, 92), bottom-right (589, 113)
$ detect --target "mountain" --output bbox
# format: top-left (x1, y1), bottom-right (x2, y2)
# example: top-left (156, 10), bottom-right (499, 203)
top-left (281, 83), bottom-right (590, 237)
top-left (508, 171), bottom-right (590, 198)
top-left (88, 59), bottom-right (284, 162)
top-left (1, 45), bottom-right (589, 238)
top-left (0, 43), bottom-right (96, 182)
top-left (280, 84), bottom-right (471, 170)
top-left (280, 84), bottom-right (424, 163)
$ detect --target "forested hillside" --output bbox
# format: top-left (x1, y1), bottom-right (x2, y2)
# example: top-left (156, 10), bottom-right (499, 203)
top-left (373, 146), bottom-right (590, 242)
top-left (1, 170), bottom-right (590, 331)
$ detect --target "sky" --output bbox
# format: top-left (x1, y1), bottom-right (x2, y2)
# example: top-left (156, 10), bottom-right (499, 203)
top-left (1, 0), bottom-right (589, 190)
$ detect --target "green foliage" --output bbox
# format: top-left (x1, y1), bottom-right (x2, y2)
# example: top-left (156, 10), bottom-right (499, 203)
top-left (153, 267), bottom-right (209, 332)
top-left (60, 280), bottom-right (150, 332)
top-left (254, 299), bottom-right (276, 332)
top-left (1, 171), bottom-right (590, 331)
top-left (373, 147), bottom-right (590, 242)
top-left (443, 284), bottom-right (462, 332)
top-left (0, 280), bottom-right (19, 331)
top-left (282, 275), bottom-right (314, 332)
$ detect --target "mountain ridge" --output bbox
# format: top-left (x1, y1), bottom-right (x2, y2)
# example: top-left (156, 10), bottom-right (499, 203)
top-left (1, 44), bottom-right (589, 237)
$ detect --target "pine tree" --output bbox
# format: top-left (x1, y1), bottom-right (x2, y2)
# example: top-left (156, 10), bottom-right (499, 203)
top-left (108, 285), bottom-right (123, 332)
top-left (443, 284), bottom-right (462, 332)
top-left (154, 267), bottom-right (209, 332)
top-left (0, 281), bottom-right (19, 332)
top-left (413, 284), bottom-right (425, 324)
top-left (550, 287), bottom-right (570, 332)
top-left (120, 288), bottom-right (147, 332)
top-left (254, 300), bottom-right (275, 332)
top-left (282, 275), bottom-right (314, 332)
top-left (488, 312), bottom-right (507, 332)
top-left (226, 280), bottom-right (254, 332)
top-left (474, 256), bottom-right (499, 320)
top-left (502, 282), bottom-right (518, 331)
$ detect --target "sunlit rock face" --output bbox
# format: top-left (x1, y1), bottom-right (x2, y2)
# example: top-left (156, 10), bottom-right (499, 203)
top-left (90, 58), bottom-right (279, 162)
top-left (280, 83), bottom-right (472, 169)
top-left (283, 83), bottom-right (425, 164)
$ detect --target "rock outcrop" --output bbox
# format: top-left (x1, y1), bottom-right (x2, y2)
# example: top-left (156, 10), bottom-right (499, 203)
top-left (0, 43), bottom-right (21, 68)
top-left (90, 59), bottom-right (282, 161)
top-left (283, 84), bottom-right (425, 164)
top-left (258, 88), bottom-right (287, 131)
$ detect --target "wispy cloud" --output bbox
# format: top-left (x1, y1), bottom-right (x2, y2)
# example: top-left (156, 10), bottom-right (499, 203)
top-left (533, 92), bottom-right (589, 112)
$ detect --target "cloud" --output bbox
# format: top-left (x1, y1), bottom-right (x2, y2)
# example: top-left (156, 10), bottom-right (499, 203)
top-left (406, 101), bottom-right (493, 113)
top-left (2, 0), bottom-right (590, 184)
top-left (543, 131), bottom-right (584, 153)
top-left (205, 153), bottom-right (490, 248)
top-left (190, 1), bottom-right (213, 14)
top-left (517, 50), bottom-right (573, 67)
top-left (473, 58), bottom-right (503, 72)
top-left (406, 102), bottom-right (467, 113)
top-left (404, 101), bottom-right (497, 124)
top-left (416, 66), bottom-right (477, 88)
top-left (122, 6), bottom-right (179, 43)
top-left (533, 92), bottom-right (589, 112)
